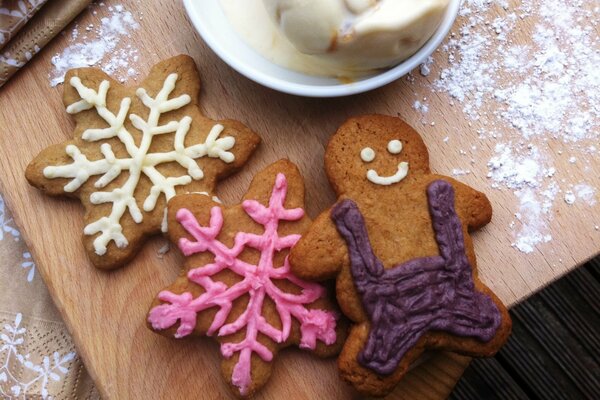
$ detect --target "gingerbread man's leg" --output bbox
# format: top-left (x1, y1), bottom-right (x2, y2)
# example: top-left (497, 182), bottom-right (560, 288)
top-left (427, 180), bottom-right (502, 342)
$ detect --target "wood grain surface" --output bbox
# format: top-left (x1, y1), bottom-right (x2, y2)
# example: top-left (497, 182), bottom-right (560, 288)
top-left (0, 1), bottom-right (597, 399)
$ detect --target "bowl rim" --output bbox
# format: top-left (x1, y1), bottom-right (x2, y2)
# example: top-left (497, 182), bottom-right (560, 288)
top-left (183, 0), bottom-right (461, 98)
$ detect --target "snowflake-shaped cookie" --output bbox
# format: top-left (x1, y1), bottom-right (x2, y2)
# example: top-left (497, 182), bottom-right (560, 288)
top-left (26, 55), bottom-right (260, 269)
top-left (147, 160), bottom-right (343, 397)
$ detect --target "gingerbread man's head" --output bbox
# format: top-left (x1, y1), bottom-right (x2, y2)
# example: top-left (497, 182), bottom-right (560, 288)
top-left (325, 115), bottom-right (430, 198)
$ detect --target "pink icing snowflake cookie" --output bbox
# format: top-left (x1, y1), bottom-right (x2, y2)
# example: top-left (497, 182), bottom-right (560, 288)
top-left (147, 160), bottom-right (345, 397)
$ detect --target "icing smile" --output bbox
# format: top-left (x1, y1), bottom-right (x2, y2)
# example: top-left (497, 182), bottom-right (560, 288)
top-left (360, 139), bottom-right (410, 186)
top-left (366, 163), bottom-right (409, 186)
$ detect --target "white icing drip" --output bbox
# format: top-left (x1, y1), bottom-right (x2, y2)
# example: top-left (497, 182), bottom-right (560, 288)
top-left (161, 192), bottom-right (222, 234)
top-left (360, 147), bottom-right (375, 162)
top-left (367, 162), bottom-right (409, 185)
top-left (161, 208), bottom-right (168, 233)
top-left (387, 139), bottom-right (402, 154)
top-left (43, 74), bottom-right (237, 255)
top-left (191, 191), bottom-right (223, 204)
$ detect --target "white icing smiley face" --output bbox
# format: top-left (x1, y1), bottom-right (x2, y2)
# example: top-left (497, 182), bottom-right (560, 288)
top-left (360, 139), bottom-right (409, 186)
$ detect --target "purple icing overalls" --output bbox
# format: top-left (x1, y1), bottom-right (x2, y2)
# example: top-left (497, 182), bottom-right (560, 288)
top-left (332, 180), bottom-right (502, 375)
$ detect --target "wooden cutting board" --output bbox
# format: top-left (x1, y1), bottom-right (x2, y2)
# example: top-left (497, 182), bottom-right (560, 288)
top-left (0, 1), bottom-right (598, 399)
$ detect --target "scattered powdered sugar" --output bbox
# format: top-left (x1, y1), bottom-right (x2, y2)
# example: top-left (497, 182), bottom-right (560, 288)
top-left (420, 56), bottom-right (434, 77)
top-left (413, 99), bottom-right (431, 125)
top-left (49, 4), bottom-right (140, 86)
top-left (417, 0), bottom-right (599, 253)
top-left (413, 100), bottom-right (429, 114)
top-left (574, 184), bottom-right (597, 206)
top-left (452, 168), bottom-right (471, 176)
top-left (510, 186), bottom-right (554, 253)
top-left (485, 143), bottom-right (558, 252)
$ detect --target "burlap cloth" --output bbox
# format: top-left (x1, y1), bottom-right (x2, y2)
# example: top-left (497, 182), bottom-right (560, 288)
top-left (0, 0), bottom-right (91, 87)
top-left (1, 0), bottom-right (100, 398)
top-left (1, 195), bottom-right (101, 399)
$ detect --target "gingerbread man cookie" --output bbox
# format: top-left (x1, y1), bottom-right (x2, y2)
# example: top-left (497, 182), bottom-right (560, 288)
top-left (26, 55), bottom-right (260, 269)
top-left (289, 115), bottom-right (512, 396)
top-left (147, 160), bottom-right (345, 397)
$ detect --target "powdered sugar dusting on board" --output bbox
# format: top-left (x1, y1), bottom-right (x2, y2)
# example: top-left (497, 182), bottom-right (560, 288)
top-left (417, 0), bottom-right (599, 254)
top-left (49, 4), bottom-right (141, 86)
top-left (574, 184), bottom-right (597, 206)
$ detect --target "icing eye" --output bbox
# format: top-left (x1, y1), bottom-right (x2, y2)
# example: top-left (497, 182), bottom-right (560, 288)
top-left (387, 140), bottom-right (402, 154)
top-left (360, 147), bottom-right (376, 162)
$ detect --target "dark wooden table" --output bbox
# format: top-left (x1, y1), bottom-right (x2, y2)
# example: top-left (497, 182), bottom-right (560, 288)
top-left (451, 258), bottom-right (600, 399)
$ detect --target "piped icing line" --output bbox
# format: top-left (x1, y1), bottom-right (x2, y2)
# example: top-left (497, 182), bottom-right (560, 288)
top-left (147, 173), bottom-right (337, 396)
top-left (360, 140), bottom-right (409, 185)
top-left (366, 162), bottom-right (409, 185)
top-left (331, 180), bottom-right (502, 375)
top-left (43, 74), bottom-right (236, 255)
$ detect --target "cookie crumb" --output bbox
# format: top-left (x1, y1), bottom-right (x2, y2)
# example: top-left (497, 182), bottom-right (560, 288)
top-left (156, 242), bottom-right (170, 259)
top-left (564, 191), bottom-right (576, 205)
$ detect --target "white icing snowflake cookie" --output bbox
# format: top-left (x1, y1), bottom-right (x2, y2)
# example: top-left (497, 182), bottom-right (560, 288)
top-left (26, 55), bottom-right (260, 269)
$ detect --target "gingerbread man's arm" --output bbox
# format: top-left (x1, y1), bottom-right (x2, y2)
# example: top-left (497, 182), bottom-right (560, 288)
top-left (447, 178), bottom-right (493, 231)
top-left (289, 205), bottom-right (348, 281)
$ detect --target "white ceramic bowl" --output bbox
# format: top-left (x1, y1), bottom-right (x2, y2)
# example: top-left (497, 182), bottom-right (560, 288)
top-left (183, 0), bottom-right (461, 97)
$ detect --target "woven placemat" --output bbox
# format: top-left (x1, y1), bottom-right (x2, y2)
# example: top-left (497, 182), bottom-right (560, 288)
top-left (0, 0), bottom-right (92, 87)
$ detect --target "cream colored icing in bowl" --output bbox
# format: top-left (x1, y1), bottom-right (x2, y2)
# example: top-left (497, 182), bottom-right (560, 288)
top-left (182, 0), bottom-right (460, 97)
top-left (260, 0), bottom-right (451, 76)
